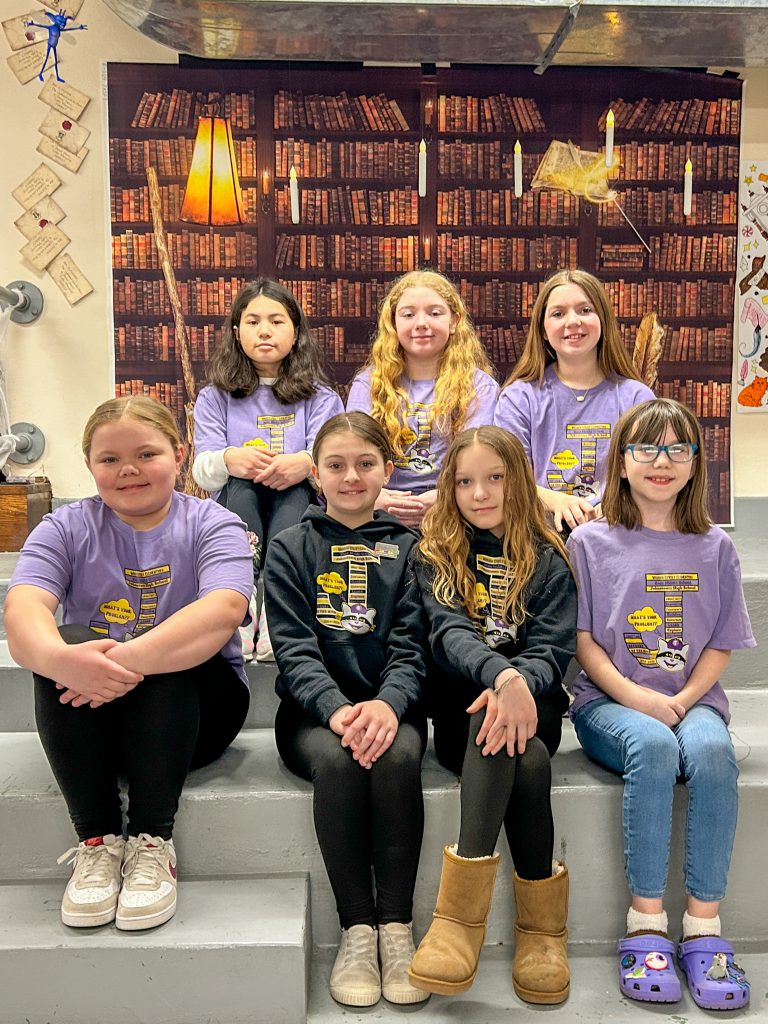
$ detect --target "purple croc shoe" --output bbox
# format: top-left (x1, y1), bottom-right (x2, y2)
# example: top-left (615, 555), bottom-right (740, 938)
top-left (618, 934), bottom-right (682, 1003)
top-left (677, 937), bottom-right (750, 1011)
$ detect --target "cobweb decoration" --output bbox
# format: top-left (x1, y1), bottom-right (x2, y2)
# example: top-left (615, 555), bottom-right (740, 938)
top-left (531, 140), bottom-right (651, 254)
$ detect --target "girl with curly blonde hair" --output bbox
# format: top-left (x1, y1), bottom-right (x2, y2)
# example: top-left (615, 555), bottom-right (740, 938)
top-left (408, 426), bottom-right (576, 1005)
top-left (346, 271), bottom-right (497, 527)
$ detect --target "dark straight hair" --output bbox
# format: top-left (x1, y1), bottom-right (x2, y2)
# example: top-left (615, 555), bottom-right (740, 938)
top-left (207, 278), bottom-right (333, 403)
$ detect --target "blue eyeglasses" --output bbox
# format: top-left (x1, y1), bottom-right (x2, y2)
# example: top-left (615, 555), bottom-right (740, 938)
top-left (622, 443), bottom-right (699, 463)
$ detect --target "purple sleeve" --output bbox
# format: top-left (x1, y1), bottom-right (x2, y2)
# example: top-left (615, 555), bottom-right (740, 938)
top-left (305, 387), bottom-right (344, 452)
top-left (464, 372), bottom-right (499, 428)
top-left (566, 529), bottom-right (594, 633)
top-left (195, 504), bottom-right (254, 602)
top-left (709, 537), bottom-right (756, 650)
top-left (493, 383), bottom-right (534, 460)
top-left (9, 513), bottom-right (73, 604)
top-left (193, 386), bottom-right (229, 453)
top-left (345, 374), bottom-right (374, 414)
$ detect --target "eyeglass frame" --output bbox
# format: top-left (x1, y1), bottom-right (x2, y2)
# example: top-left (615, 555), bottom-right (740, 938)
top-left (622, 442), bottom-right (699, 463)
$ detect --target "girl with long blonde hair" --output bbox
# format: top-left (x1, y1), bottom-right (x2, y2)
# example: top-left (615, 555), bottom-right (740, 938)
top-left (408, 426), bottom-right (576, 1005)
top-left (495, 268), bottom-right (654, 532)
top-left (346, 271), bottom-right (498, 527)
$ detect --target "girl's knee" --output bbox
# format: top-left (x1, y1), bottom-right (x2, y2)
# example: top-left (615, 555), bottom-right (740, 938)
top-left (626, 725), bottom-right (679, 775)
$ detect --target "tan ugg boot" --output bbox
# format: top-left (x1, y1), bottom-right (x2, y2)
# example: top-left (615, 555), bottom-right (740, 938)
top-left (407, 844), bottom-right (499, 996)
top-left (512, 861), bottom-right (570, 1005)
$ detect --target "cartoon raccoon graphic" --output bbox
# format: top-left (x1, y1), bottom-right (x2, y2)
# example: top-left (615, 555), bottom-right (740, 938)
top-left (341, 601), bottom-right (376, 634)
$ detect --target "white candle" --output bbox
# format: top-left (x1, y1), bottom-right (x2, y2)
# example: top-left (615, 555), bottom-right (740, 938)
top-left (514, 139), bottom-right (523, 198)
top-left (605, 109), bottom-right (615, 168)
top-left (289, 165), bottom-right (300, 224)
top-left (683, 158), bottom-right (693, 217)
top-left (418, 139), bottom-right (427, 198)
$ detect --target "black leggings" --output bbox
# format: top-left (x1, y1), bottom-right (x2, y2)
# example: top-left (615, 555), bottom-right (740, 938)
top-left (275, 698), bottom-right (427, 929)
top-left (433, 691), bottom-right (565, 880)
top-left (35, 626), bottom-right (249, 841)
top-left (218, 477), bottom-right (314, 575)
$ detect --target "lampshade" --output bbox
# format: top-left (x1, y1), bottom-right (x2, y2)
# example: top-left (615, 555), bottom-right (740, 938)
top-left (181, 115), bottom-right (245, 225)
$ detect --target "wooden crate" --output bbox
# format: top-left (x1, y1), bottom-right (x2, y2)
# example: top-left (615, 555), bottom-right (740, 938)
top-left (0, 480), bottom-right (52, 551)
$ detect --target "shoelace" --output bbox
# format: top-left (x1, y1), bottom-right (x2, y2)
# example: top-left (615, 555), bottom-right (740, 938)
top-left (122, 835), bottom-right (168, 887)
top-left (380, 928), bottom-right (414, 971)
top-left (57, 842), bottom-right (121, 887)
top-left (342, 928), bottom-right (377, 966)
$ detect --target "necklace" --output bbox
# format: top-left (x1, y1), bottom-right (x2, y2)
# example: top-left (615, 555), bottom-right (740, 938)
top-left (562, 382), bottom-right (591, 402)
top-left (555, 369), bottom-right (602, 403)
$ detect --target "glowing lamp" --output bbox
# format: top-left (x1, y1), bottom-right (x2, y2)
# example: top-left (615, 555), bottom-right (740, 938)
top-left (181, 115), bottom-right (244, 225)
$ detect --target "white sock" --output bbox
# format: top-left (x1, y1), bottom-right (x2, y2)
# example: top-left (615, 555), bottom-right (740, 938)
top-left (682, 911), bottom-right (721, 939)
top-left (626, 907), bottom-right (668, 936)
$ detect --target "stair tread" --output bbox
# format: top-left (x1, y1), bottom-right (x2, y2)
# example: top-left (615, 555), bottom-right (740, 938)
top-left (0, 875), bottom-right (308, 950)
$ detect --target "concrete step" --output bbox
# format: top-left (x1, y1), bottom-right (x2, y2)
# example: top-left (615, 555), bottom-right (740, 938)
top-left (307, 945), bottom-right (768, 1022)
top-left (0, 875), bottom-right (310, 1024)
top-left (2, 689), bottom-right (766, 949)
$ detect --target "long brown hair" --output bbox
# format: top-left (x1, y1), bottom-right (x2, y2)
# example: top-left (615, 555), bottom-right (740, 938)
top-left (505, 268), bottom-right (640, 386)
top-left (602, 398), bottom-right (710, 533)
top-left (419, 426), bottom-right (569, 624)
top-left (363, 270), bottom-right (493, 458)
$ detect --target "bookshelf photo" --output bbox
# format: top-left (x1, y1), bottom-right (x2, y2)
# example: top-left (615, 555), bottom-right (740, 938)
top-left (106, 63), bottom-right (740, 523)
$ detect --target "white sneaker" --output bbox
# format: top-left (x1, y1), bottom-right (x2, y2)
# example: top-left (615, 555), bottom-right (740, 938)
top-left (379, 922), bottom-right (430, 1004)
top-left (255, 604), bottom-right (274, 662)
top-left (329, 924), bottom-right (381, 1006)
top-left (116, 834), bottom-right (177, 931)
top-left (58, 834), bottom-right (125, 927)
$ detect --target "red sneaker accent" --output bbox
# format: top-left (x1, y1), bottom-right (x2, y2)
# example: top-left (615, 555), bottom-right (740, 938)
top-left (84, 837), bottom-right (105, 847)
top-left (169, 863), bottom-right (177, 879)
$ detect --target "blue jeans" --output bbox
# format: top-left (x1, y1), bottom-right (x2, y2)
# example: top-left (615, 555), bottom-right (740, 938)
top-left (573, 698), bottom-right (738, 902)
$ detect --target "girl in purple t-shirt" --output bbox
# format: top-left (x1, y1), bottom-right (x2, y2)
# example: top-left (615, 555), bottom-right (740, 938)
top-left (193, 278), bottom-right (343, 660)
top-left (495, 269), bottom-right (653, 532)
top-left (567, 398), bottom-right (754, 1011)
top-left (5, 396), bottom-right (252, 934)
top-left (346, 270), bottom-right (498, 528)
top-left (409, 426), bottom-right (576, 1004)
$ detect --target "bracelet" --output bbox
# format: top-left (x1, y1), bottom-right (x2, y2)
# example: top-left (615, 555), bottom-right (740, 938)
top-left (494, 672), bottom-right (523, 698)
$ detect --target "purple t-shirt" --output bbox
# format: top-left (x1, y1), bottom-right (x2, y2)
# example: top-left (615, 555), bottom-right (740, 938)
top-left (9, 491), bottom-right (254, 685)
top-left (194, 382), bottom-right (344, 456)
top-left (494, 364), bottom-right (654, 505)
top-left (566, 520), bottom-right (756, 723)
top-left (346, 367), bottom-right (498, 492)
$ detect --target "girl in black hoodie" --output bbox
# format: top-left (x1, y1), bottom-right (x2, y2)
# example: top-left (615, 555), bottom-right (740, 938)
top-left (408, 426), bottom-right (576, 1005)
top-left (264, 411), bottom-right (428, 1009)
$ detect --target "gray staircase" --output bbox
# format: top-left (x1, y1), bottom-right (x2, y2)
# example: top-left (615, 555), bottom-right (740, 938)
top-left (1, 499), bottom-right (767, 1021)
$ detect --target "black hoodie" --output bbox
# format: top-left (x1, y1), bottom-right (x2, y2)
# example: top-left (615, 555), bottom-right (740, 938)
top-left (417, 528), bottom-right (576, 705)
top-left (264, 506), bottom-right (426, 723)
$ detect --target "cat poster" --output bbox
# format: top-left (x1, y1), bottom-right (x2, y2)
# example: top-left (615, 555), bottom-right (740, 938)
top-left (737, 161), bottom-right (768, 411)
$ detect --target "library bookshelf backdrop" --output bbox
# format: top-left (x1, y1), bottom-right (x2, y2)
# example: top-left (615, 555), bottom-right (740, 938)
top-left (107, 64), bottom-right (740, 524)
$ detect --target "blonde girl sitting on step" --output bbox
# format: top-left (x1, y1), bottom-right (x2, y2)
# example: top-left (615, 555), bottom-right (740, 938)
top-left (408, 425), bottom-right (576, 1004)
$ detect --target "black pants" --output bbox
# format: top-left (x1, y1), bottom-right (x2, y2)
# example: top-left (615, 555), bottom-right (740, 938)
top-left (433, 688), bottom-right (567, 880)
top-left (35, 626), bottom-right (249, 841)
top-left (275, 698), bottom-right (427, 929)
top-left (218, 477), bottom-right (314, 575)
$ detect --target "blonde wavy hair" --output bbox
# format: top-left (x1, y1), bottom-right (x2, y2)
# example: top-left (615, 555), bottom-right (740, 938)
top-left (364, 271), bottom-right (493, 458)
top-left (505, 268), bottom-right (641, 387)
top-left (602, 398), bottom-right (710, 534)
top-left (419, 427), bottom-right (569, 624)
